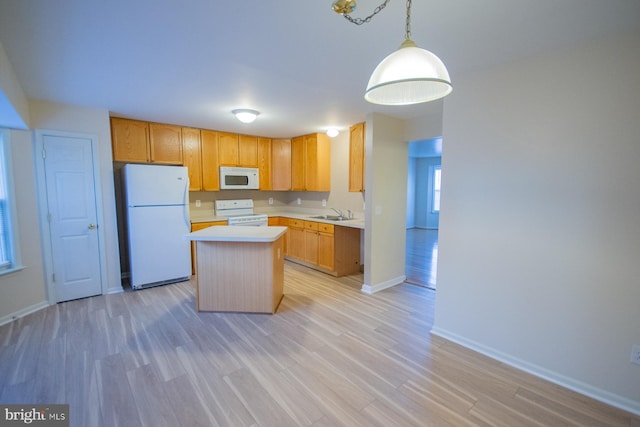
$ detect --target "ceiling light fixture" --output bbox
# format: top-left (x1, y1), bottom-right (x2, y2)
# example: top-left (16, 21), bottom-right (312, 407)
top-left (333, 0), bottom-right (452, 105)
top-left (232, 109), bottom-right (260, 123)
top-left (326, 128), bottom-right (339, 138)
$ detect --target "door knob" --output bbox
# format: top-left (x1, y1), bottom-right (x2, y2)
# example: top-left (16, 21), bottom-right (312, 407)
top-left (88, 224), bottom-right (97, 230)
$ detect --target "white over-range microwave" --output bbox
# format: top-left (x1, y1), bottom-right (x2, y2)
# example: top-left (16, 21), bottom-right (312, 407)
top-left (219, 166), bottom-right (259, 190)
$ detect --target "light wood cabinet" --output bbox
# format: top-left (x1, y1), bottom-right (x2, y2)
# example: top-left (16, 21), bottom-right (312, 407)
top-left (257, 137), bottom-right (272, 190)
top-left (291, 136), bottom-right (305, 191)
top-left (111, 118), bottom-right (184, 164)
top-left (289, 133), bottom-right (331, 191)
top-left (303, 221), bottom-right (319, 265)
top-left (218, 132), bottom-right (239, 166)
top-left (238, 134), bottom-right (258, 167)
top-left (149, 123), bottom-right (183, 164)
top-left (287, 219), bottom-right (305, 260)
top-left (201, 130), bottom-right (220, 191)
top-left (272, 139), bottom-right (292, 191)
top-left (304, 133), bottom-right (331, 191)
top-left (349, 122), bottom-right (365, 192)
top-left (284, 219), bottom-right (358, 276)
top-left (318, 223), bottom-right (335, 271)
top-left (111, 118), bottom-right (150, 162)
top-left (182, 127), bottom-right (202, 191)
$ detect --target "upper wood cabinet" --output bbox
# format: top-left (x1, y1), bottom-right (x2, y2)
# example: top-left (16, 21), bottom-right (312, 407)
top-left (257, 137), bottom-right (272, 190)
top-left (271, 139), bottom-right (291, 191)
top-left (291, 136), bottom-right (305, 191)
top-left (218, 132), bottom-right (259, 167)
top-left (149, 123), bottom-right (183, 164)
top-left (304, 133), bottom-right (331, 192)
top-left (111, 118), bottom-right (183, 164)
top-left (201, 130), bottom-right (220, 191)
top-left (349, 122), bottom-right (365, 192)
top-left (238, 135), bottom-right (258, 167)
top-left (290, 133), bottom-right (330, 191)
top-left (111, 118), bottom-right (150, 162)
top-left (182, 127), bottom-right (202, 191)
top-left (218, 132), bottom-right (239, 166)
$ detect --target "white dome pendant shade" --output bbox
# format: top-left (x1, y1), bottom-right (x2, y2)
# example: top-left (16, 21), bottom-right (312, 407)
top-left (365, 38), bottom-right (452, 105)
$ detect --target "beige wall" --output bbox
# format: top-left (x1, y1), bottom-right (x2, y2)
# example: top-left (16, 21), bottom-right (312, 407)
top-left (0, 39), bottom-right (29, 129)
top-left (0, 129), bottom-right (47, 322)
top-left (0, 100), bottom-right (122, 323)
top-left (362, 113), bottom-right (408, 293)
top-left (433, 33), bottom-right (640, 413)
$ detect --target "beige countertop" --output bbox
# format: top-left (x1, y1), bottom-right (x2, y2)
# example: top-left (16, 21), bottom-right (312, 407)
top-left (189, 208), bottom-right (365, 230)
top-left (186, 225), bottom-right (288, 242)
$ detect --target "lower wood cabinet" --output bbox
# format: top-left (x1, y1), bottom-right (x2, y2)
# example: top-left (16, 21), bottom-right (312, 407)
top-left (285, 219), bottom-right (359, 276)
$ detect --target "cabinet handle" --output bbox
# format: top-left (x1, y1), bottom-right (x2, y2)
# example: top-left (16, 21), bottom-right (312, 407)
top-left (88, 224), bottom-right (97, 230)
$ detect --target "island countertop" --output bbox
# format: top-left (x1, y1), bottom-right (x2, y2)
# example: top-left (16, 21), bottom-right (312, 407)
top-left (186, 225), bottom-right (287, 242)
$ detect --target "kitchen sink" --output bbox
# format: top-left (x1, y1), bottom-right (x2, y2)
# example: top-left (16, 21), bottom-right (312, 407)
top-left (309, 215), bottom-right (352, 221)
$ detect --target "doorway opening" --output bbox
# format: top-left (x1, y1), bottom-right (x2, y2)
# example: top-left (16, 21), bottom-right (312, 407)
top-left (406, 138), bottom-right (441, 289)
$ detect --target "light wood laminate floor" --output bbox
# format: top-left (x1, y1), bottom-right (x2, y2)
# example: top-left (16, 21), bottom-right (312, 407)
top-left (406, 228), bottom-right (438, 289)
top-left (1, 262), bottom-right (638, 426)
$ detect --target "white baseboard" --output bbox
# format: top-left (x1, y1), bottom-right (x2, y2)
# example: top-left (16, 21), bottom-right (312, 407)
top-left (431, 327), bottom-right (640, 417)
top-left (106, 285), bottom-right (123, 294)
top-left (361, 275), bottom-right (406, 294)
top-left (0, 300), bottom-right (49, 327)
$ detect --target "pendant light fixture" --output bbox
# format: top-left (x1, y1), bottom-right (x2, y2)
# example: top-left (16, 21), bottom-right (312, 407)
top-left (333, 0), bottom-right (452, 105)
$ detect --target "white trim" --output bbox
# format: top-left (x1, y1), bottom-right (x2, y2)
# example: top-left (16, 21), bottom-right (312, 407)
top-left (361, 274), bottom-right (406, 294)
top-left (430, 327), bottom-right (640, 417)
top-left (34, 129), bottom-right (110, 303)
top-left (0, 300), bottom-right (49, 327)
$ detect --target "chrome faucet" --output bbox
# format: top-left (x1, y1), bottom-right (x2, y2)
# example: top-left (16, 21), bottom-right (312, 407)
top-left (331, 208), bottom-right (344, 218)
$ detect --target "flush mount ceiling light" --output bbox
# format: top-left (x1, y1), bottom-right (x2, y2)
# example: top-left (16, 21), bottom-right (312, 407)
top-left (326, 128), bottom-right (339, 138)
top-left (232, 109), bottom-right (260, 123)
top-left (333, 0), bottom-right (452, 105)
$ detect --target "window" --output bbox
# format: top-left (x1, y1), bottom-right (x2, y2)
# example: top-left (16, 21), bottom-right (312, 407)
top-left (432, 165), bottom-right (441, 213)
top-left (0, 129), bottom-right (20, 274)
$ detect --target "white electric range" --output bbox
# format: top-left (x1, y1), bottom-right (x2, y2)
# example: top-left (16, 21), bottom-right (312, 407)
top-left (214, 199), bottom-right (268, 226)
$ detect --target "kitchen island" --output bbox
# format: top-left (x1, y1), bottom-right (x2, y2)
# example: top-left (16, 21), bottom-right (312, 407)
top-left (186, 226), bottom-right (287, 314)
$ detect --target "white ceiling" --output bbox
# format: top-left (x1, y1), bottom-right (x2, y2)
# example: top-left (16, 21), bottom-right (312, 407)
top-left (1, 0), bottom-right (639, 138)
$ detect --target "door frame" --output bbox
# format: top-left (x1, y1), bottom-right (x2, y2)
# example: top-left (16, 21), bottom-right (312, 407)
top-left (34, 129), bottom-right (109, 304)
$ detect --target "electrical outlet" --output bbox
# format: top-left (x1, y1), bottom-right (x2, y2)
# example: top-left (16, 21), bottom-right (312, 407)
top-left (296, 197), bottom-right (301, 205)
top-left (322, 199), bottom-right (327, 207)
top-left (268, 197), bottom-right (273, 205)
top-left (631, 345), bottom-right (640, 365)
top-left (195, 200), bottom-right (201, 208)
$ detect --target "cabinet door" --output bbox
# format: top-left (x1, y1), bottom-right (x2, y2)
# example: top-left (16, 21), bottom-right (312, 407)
top-left (271, 139), bottom-right (291, 191)
top-left (304, 133), bottom-right (331, 191)
top-left (149, 123), bottom-right (183, 164)
top-left (349, 122), bottom-right (365, 192)
top-left (238, 134), bottom-right (258, 167)
top-left (201, 130), bottom-right (220, 191)
top-left (111, 118), bottom-right (149, 162)
top-left (257, 137), bottom-right (272, 190)
top-left (288, 226), bottom-right (305, 260)
top-left (182, 127), bottom-right (202, 191)
top-left (304, 229), bottom-right (319, 265)
top-left (218, 132), bottom-right (239, 166)
top-left (291, 136), bottom-right (305, 191)
top-left (318, 232), bottom-right (334, 271)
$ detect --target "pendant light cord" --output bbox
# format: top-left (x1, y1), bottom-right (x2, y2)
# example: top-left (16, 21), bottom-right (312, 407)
top-left (405, 0), bottom-right (412, 40)
top-left (341, 0), bottom-right (391, 25)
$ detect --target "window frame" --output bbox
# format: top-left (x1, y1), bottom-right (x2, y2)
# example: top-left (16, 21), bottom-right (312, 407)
top-left (0, 128), bottom-right (23, 276)
top-left (431, 165), bottom-right (442, 213)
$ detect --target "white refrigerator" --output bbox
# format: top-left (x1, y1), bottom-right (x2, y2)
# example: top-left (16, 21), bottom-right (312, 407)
top-left (123, 164), bottom-right (191, 289)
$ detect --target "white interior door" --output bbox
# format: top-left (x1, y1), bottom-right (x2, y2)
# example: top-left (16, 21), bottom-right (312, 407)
top-left (42, 134), bottom-right (102, 302)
